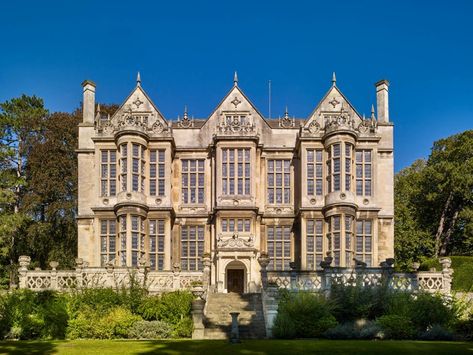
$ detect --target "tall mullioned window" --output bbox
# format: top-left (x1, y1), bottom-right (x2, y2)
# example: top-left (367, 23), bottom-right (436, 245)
top-left (221, 218), bottom-right (251, 233)
top-left (328, 143), bottom-right (353, 193)
top-left (328, 216), bottom-right (342, 266)
top-left (150, 150), bottom-right (165, 196)
top-left (267, 225), bottom-right (291, 270)
top-left (120, 144), bottom-right (128, 192)
top-left (267, 159), bottom-right (290, 204)
top-left (182, 159), bottom-right (205, 204)
top-left (100, 150), bottom-right (117, 196)
top-left (149, 219), bottom-right (165, 270)
top-left (345, 216), bottom-right (354, 267)
top-left (345, 144), bottom-right (352, 191)
top-left (119, 216), bottom-right (127, 266)
top-left (356, 150), bottom-right (372, 196)
top-left (222, 148), bottom-right (250, 195)
top-left (131, 216), bottom-right (145, 266)
top-left (356, 220), bottom-right (373, 266)
top-left (131, 144), bottom-right (145, 193)
top-left (307, 149), bottom-right (323, 196)
top-left (306, 219), bottom-right (324, 270)
top-left (100, 219), bottom-right (116, 265)
top-left (181, 225), bottom-right (204, 271)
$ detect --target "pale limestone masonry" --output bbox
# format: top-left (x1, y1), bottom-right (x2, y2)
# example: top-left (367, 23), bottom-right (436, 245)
top-left (76, 73), bottom-right (395, 294)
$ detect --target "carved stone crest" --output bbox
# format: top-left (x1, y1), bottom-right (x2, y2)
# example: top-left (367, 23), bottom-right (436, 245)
top-left (308, 120), bottom-right (320, 134)
top-left (217, 234), bottom-right (254, 248)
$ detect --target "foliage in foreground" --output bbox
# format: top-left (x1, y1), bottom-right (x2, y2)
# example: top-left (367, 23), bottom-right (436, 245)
top-left (272, 284), bottom-right (468, 340)
top-left (0, 288), bottom-right (194, 340)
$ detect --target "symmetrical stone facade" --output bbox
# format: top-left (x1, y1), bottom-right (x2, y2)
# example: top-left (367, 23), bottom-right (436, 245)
top-left (77, 73), bottom-right (394, 294)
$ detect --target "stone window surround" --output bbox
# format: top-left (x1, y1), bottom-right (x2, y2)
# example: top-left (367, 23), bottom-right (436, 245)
top-left (180, 224), bottom-right (205, 271)
top-left (181, 158), bottom-right (205, 204)
top-left (266, 223), bottom-right (293, 271)
top-left (100, 149), bottom-right (117, 197)
top-left (215, 141), bottom-right (257, 203)
top-left (262, 152), bottom-right (294, 209)
top-left (266, 158), bottom-right (291, 205)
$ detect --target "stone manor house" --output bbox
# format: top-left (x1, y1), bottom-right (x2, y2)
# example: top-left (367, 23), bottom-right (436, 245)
top-left (77, 73), bottom-right (394, 294)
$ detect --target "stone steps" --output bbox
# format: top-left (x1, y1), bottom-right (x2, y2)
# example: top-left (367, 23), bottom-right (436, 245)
top-left (204, 292), bottom-right (266, 339)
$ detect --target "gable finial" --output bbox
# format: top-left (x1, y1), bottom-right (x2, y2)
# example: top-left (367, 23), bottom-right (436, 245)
top-left (137, 72), bottom-right (141, 86)
top-left (371, 104), bottom-right (375, 119)
top-left (234, 71), bottom-right (238, 86)
top-left (97, 103), bottom-right (101, 113)
top-left (183, 105), bottom-right (188, 120)
top-left (284, 105), bottom-right (289, 119)
top-left (332, 72), bottom-right (337, 86)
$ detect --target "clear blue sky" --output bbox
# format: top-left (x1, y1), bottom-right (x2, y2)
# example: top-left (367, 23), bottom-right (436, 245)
top-left (0, 0), bottom-right (472, 171)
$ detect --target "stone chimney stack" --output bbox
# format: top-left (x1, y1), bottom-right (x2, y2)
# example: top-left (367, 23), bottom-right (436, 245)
top-left (375, 79), bottom-right (389, 123)
top-left (81, 80), bottom-right (96, 124)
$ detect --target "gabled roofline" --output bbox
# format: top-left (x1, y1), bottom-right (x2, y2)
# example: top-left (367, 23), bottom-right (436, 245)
top-left (202, 84), bottom-right (272, 129)
top-left (110, 84), bottom-right (169, 127)
top-left (304, 84), bottom-right (363, 127)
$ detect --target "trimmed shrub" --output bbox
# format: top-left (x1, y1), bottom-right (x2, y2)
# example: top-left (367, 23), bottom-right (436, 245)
top-left (273, 292), bottom-right (337, 338)
top-left (67, 288), bottom-right (123, 318)
top-left (67, 306), bottom-right (141, 339)
top-left (376, 314), bottom-right (416, 339)
top-left (128, 320), bottom-right (173, 339)
top-left (103, 306), bottom-right (141, 338)
top-left (329, 283), bottom-right (390, 322)
top-left (410, 293), bottom-right (455, 331)
top-left (66, 308), bottom-right (113, 339)
top-left (138, 291), bottom-right (194, 323)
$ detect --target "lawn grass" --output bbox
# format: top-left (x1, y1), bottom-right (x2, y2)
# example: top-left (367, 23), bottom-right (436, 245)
top-left (0, 339), bottom-right (471, 355)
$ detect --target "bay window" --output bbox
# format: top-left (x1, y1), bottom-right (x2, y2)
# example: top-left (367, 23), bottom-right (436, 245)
top-left (328, 142), bottom-right (353, 193)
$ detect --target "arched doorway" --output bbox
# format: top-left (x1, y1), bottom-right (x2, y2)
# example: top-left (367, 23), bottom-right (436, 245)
top-left (226, 260), bottom-right (246, 293)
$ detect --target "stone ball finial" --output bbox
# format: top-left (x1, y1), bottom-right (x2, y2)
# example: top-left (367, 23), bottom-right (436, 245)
top-left (49, 261), bottom-right (59, 271)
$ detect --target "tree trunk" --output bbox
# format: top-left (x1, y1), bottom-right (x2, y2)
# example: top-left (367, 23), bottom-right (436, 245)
top-left (434, 192), bottom-right (453, 256)
top-left (439, 208), bottom-right (459, 256)
top-left (10, 137), bottom-right (22, 287)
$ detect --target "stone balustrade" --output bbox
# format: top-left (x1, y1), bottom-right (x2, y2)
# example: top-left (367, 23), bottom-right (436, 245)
top-left (263, 264), bottom-right (452, 295)
top-left (17, 256), bottom-right (204, 294)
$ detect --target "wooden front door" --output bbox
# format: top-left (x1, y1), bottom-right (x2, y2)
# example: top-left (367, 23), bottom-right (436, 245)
top-left (227, 269), bottom-right (244, 293)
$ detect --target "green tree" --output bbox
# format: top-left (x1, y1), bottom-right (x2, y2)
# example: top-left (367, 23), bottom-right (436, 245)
top-left (395, 130), bottom-right (473, 268)
top-left (394, 160), bottom-right (434, 269)
top-left (0, 95), bottom-right (47, 286)
top-left (20, 111), bottom-right (81, 268)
